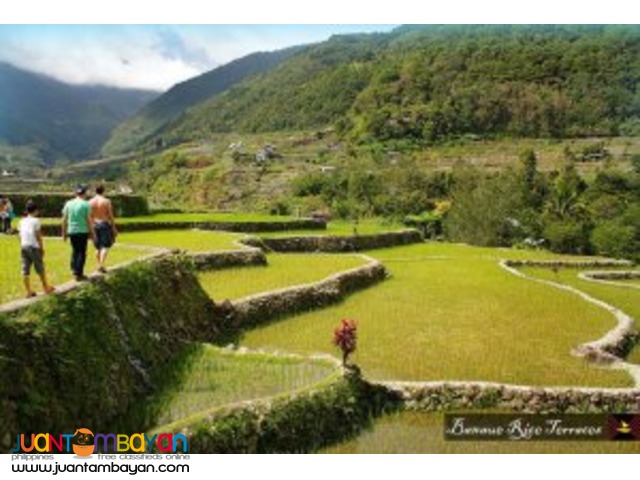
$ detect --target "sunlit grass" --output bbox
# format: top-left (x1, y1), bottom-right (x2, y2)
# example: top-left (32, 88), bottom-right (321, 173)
top-left (240, 243), bottom-right (633, 387)
top-left (0, 235), bottom-right (150, 304)
top-left (199, 253), bottom-right (367, 301)
top-left (520, 267), bottom-right (640, 331)
top-left (118, 230), bottom-right (244, 252)
top-left (321, 411), bottom-right (640, 453)
top-left (521, 266), bottom-right (640, 366)
top-left (152, 344), bottom-right (334, 428)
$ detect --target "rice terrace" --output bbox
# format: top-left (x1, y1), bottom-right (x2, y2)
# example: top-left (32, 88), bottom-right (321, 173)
top-left (1, 24), bottom-right (640, 454)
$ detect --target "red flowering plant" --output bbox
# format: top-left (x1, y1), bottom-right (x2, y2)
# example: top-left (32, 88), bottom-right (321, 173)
top-left (333, 319), bottom-right (357, 366)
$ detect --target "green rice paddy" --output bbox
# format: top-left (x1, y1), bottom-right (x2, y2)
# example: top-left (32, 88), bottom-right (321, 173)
top-left (239, 243), bottom-right (634, 387)
top-left (2, 220), bottom-right (639, 454)
top-left (152, 344), bottom-right (334, 429)
top-left (199, 253), bottom-right (366, 301)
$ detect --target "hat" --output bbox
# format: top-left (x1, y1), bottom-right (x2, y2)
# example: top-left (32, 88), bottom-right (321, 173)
top-left (75, 184), bottom-right (88, 195)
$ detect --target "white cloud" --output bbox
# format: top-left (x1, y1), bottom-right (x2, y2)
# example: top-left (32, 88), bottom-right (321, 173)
top-left (0, 27), bottom-right (212, 91)
top-left (0, 25), bottom-right (396, 91)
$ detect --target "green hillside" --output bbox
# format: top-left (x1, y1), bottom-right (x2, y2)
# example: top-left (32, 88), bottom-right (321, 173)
top-left (163, 25), bottom-right (640, 145)
top-left (101, 47), bottom-right (302, 155)
top-left (0, 63), bottom-right (157, 166)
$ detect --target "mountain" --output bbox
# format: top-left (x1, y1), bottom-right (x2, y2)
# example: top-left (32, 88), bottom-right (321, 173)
top-left (160, 25), bottom-right (640, 144)
top-left (101, 46), bottom-right (302, 155)
top-left (0, 62), bottom-right (157, 166)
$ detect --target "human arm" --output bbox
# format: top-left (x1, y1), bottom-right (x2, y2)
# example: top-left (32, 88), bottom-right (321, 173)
top-left (87, 208), bottom-right (96, 243)
top-left (61, 206), bottom-right (68, 241)
top-left (107, 200), bottom-right (118, 239)
top-left (36, 225), bottom-right (45, 257)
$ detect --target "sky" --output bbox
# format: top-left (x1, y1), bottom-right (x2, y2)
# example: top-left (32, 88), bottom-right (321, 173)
top-left (0, 25), bottom-right (397, 91)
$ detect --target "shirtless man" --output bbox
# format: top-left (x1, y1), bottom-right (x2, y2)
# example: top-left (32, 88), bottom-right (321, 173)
top-left (89, 185), bottom-right (118, 273)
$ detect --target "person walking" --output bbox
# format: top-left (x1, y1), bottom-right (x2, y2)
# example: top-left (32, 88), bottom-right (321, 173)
top-left (0, 196), bottom-right (6, 234)
top-left (18, 200), bottom-right (55, 297)
top-left (0, 195), bottom-right (12, 233)
top-left (89, 184), bottom-right (117, 273)
top-left (62, 185), bottom-right (95, 281)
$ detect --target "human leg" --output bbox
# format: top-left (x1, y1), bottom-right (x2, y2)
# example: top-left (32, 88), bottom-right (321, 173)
top-left (21, 248), bottom-right (35, 297)
top-left (32, 250), bottom-right (54, 293)
top-left (70, 233), bottom-right (89, 279)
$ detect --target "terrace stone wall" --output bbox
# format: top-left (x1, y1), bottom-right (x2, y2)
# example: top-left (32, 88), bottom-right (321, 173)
top-left (215, 256), bottom-right (387, 330)
top-left (40, 219), bottom-right (326, 237)
top-left (581, 271), bottom-right (640, 280)
top-left (159, 369), bottom-right (394, 453)
top-left (504, 259), bottom-right (633, 269)
top-left (157, 370), bottom-right (640, 453)
top-left (374, 380), bottom-right (640, 413)
top-left (187, 249), bottom-right (267, 271)
top-left (241, 229), bottom-right (423, 253)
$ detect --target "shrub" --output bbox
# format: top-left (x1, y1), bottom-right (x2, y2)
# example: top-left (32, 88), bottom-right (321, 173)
top-left (543, 220), bottom-right (592, 254)
top-left (333, 319), bottom-right (357, 366)
top-left (592, 221), bottom-right (637, 260)
top-left (6, 193), bottom-right (149, 218)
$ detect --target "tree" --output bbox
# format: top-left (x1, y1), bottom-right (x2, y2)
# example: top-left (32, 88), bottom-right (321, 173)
top-left (592, 221), bottom-right (636, 260)
top-left (630, 154), bottom-right (640, 175)
top-left (445, 168), bottom-right (525, 246)
top-left (543, 220), bottom-right (591, 254)
top-left (544, 162), bottom-right (587, 221)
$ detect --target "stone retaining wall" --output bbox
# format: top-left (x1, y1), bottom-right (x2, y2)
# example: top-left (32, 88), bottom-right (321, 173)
top-left (374, 380), bottom-right (640, 414)
top-left (160, 369), bottom-right (393, 453)
top-left (40, 219), bottom-right (326, 236)
top-left (241, 229), bottom-right (423, 253)
top-left (221, 256), bottom-right (387, 329)
top-left (504, 259), bottom-right (633, 269)
top-left (187, 249), bottom-right (267, 271)
top-left (578, 270), bottom-right (640, 291)
top-left (581, 271), bottom-right (640, 280)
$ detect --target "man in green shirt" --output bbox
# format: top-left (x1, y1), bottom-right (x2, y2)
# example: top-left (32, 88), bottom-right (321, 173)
top-left (62, 185), bottom-right (95, 281)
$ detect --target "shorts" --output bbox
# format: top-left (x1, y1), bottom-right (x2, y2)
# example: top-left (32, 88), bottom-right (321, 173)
top-left (21, 247), bottom-right (44, 276)
top-left (94, 222), bottom-right (114, 250)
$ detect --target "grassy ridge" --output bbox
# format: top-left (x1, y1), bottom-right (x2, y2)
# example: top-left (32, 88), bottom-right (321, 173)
top-left (171, 25), bottom-right (640, 142)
